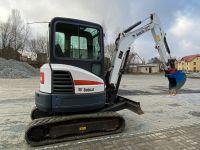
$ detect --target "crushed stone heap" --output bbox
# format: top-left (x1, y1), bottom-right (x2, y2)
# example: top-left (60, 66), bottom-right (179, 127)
top-left (0, 57), bottom-right (39, 78)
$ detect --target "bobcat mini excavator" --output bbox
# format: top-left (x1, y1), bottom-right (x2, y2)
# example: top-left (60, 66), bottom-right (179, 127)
top-left (25, 13), bottom-right (186, 146)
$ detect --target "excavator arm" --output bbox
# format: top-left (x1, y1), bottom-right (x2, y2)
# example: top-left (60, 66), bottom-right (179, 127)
top-left (109, 13), bottom-right (186, 94)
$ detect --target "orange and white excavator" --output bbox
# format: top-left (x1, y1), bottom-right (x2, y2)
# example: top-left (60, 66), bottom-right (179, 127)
top-left (25, 13), bottom-right (186, 146)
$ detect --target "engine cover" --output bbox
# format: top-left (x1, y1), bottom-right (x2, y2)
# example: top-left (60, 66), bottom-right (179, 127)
top-left (37, 63), bottom-right (106, 113)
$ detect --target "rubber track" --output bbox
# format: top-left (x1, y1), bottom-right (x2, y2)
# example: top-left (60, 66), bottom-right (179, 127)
top-left (25, 112), bottom-right (125, 146)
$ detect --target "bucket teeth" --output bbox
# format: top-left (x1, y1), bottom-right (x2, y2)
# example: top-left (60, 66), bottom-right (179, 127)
top-left (169, 89), bottom-right (177, 96)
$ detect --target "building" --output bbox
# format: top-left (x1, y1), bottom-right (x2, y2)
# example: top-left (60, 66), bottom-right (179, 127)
top-left (177, 54), bottom-right (200, 72)
top-left (129, 64), bottom-right (160, 73)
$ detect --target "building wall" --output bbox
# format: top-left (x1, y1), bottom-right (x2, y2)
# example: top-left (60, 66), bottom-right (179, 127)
top-left (177, 56), bottom-right (200, 72)
top-left (128, 66), bottom-right (138, 73)
top-left (138, 66), bottom-right (159, 73)
top-left (177, 61), bottom-right (184, 70)
top-left (189, 57), bottom-right (200, 71)
top-left (129, 64), bottom-right (160, 73)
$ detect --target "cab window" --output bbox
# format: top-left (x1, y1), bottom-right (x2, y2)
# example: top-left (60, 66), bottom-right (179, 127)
top-left (55, 22), bottom-right (101, 60)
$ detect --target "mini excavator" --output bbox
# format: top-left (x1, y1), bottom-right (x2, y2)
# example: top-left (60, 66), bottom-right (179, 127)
top-left (25, 13), bottom-right (186, 146)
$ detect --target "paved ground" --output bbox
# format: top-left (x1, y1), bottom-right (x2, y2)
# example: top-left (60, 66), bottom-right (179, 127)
top-left (0, 74), bottom-right (200, 150)
top-left (36, 123), bottom-right (200, 150)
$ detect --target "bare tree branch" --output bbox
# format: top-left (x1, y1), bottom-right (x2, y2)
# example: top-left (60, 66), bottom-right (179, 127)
top-left (104, 43), bottom-right (116, 60)
top-left (0, 9), bottom-right (29, 52)
top-left (29, 35), bottom-right (48, 55)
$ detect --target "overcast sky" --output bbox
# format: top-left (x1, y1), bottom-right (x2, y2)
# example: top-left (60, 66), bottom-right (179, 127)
top-left (0, 0), bottom-right (200, 60)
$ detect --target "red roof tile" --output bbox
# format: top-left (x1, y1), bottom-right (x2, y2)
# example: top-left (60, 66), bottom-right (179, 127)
top-left (181, 54), bottom-right (200, 62)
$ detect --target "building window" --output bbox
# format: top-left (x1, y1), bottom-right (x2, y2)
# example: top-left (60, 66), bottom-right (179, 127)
top-left (194, 67), bottom-right (196, 72)
top-left (193, 62), bottom-right (196, 65)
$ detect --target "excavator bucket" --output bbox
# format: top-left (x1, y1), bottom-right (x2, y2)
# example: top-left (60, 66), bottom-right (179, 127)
top-left (165, 70), bottom-right (186, 91)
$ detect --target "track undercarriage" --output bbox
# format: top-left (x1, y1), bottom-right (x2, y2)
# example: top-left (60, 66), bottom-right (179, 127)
top-left (25, 96), bottom-right (143, 146)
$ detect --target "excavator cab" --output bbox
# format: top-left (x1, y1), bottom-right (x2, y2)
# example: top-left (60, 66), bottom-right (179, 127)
top-left (49, 17), bottom-right (105, 79)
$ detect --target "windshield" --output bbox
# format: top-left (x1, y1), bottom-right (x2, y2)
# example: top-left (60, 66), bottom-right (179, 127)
top-left (55, 22), bottom-right (101, 60)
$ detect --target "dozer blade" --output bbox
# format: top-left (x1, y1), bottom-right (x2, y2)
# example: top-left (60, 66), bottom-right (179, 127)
top-left (166, 70), bottom-right (186, 91)
top-left (25, 112), bottom-right (125, 146)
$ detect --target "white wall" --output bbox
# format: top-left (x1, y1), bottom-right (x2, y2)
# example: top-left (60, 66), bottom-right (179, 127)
top-left (138, 66), bottom-right (159, 73)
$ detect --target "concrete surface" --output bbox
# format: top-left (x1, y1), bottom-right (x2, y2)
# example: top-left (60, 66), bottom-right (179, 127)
top-left (36, 123), bottom-right (200, 150)
top-left (0, 74), bottom-right (200, 150)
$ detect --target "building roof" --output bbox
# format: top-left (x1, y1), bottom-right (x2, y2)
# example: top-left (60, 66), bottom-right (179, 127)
top-left (181, 54), bottom-right (200, 62)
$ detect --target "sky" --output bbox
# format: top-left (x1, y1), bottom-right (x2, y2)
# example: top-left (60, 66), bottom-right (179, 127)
top-left (0, 0), bottom-right (200, 60)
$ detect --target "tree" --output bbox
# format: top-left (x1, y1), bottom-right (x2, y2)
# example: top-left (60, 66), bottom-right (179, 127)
top-left (0, 9), bottom-right (29, 51)
top-left (9, 9), bottom-right (29, 51)
top-left (29, 35), bottom-right (48, 55)
top-left (125, 53), bottom-right (135, 72)
top-left (148, 57), bottom-right (162, 64)
top-left (104, 43), bottom-right (116, 60)
top-left (0, 20), bottom-right (12, 49)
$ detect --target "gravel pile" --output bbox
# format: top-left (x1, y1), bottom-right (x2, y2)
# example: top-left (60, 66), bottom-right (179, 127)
top-left (0, 57), bottom-right (39, 78)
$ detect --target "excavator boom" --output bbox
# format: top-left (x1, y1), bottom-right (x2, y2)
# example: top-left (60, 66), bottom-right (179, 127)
top-left (109, 13), bottom-right (186, 93)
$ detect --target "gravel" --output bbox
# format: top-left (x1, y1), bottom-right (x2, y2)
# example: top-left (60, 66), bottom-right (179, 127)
top-left (0, 57), bottom-right (39, 78)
